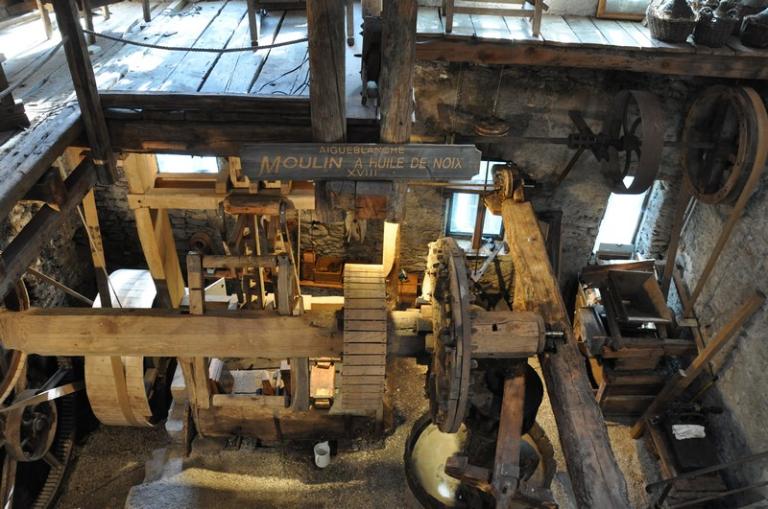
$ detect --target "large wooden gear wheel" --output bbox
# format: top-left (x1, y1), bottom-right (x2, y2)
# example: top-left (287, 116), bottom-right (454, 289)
top-left (85, 270), bottom-right (160, 427)
top-left (425, 238), bottom-right (472, 434)
top-left (682, 86), bottom-right (768, 204)
top-left (340, 264), bottom-right (387, 414)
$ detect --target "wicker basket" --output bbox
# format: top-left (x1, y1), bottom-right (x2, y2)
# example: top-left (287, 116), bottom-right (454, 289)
top-left (741, 7), bottom-right (768, 47)
top-left (694, 6), bottom-right (740, 46)
top-left (647, 0), bottom-right (697, 43)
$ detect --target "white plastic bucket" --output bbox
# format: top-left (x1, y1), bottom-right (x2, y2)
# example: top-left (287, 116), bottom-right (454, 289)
top-left (314, 441), bottom-right (331, 468)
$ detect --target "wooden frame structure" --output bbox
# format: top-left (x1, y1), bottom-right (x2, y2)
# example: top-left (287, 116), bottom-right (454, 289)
top-left (0, 0), bottom-right (655, 506)
top-left (442, 0), bottom-right (544, 36)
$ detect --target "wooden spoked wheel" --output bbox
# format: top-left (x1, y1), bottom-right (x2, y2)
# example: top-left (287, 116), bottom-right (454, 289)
top-left (340, 264), bottom-right (387, 414)
top-left (683, 86), bottom-right (768, 204)
top-left (425, 238), bottom-right (472, 434)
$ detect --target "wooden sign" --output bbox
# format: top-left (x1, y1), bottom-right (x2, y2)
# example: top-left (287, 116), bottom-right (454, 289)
top-left (240, 143), bottom-right (481, 180)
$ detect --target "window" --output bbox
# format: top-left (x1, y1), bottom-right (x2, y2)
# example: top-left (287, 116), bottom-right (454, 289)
top-left (593, 188), bottom-right (648, 253)
top-left (445, 160), bottom-right (504, 239)
top-left (155, 154), bottom-right (219, 174)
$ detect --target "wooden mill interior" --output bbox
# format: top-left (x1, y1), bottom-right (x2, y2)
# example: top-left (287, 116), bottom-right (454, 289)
top-left (1, 0), bottom-right (768, 507)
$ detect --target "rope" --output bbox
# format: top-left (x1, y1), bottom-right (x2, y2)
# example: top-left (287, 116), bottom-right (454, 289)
top-left (82, 29), bottom-right (308, 53)
top-left (0, 41), bottom-right (64, 101)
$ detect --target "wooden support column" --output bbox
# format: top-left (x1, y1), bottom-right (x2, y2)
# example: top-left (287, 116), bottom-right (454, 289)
top-left (307, 0), bottom-right (346, 142)
top-left (184, 252), bottom-right (211, 411)
top-left (501, 199), bottom-right (631, 509)
top-left (307, 0), bottom-right (347, 223)
top-left (378, 0), bottom-right (417, 288)
top-left (124, 154), bottom-right (185, 308)
top-left (81, 189), bottom-right (111, 307)
top-left (52, 0), bottom-right (117, 182)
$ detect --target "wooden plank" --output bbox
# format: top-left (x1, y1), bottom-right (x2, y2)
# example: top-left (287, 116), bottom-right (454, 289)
top-left (251, 11), bottom-right (309, 95)
top-left (344, 288), bottom-right (386, 299)
top-left (159, 1), bottom-right (249, 92)
top-left (343, 364), bottom-right (385, 376)
top-left (341, 375), bottom-right (384, 385)
top-left (241, 143), bottom-right (482, 180)
top-left (538, 15), bottom-right (579, 45)
top-left (504, 15), bottom-right (542, 42)
top-left (341, 384), bottom-right (384, 394)
top-left (470, 13), bottom-right (510, 40)
top-left (590, 19), bottom-right (641, 49)
top-left (115, 1), bottom-right (227, 91)
top-left (344, 320), bottom-right (387, 332)
top-left (563, 16), bottom-right (609, 46)
top-left (344, 331), bottom-right (387, 342)
top-left (0, 308), bottom-right (344, 358)
top-left (631, 291), bottom-right (765, 438)
top-left (0, 159), bottom-right (96, 300)
top-left (106, 118), bottom-right (314, 155)
top-left (201, 10), bottom-right (283, 93)
top-left (343, 354), bottom-right (386, 365)
top-left (344, 309), bottom-right (387, 320)
top-left (501, 199), bottom-right (631, 508)
top-left (344, 342), bottom-right (387, 355)
top-left (414, 37), bottom-right (768, 79)
top-left (416, 6), bottom-right (442, 33)
top-left (342, 298), bottom-right (386, 310)
top-left (101, 91), bottom-right (311, 116)
top-left (81, 189), bottom-right (111, 306)
top-left (0, 107), bottom-right (80, 223)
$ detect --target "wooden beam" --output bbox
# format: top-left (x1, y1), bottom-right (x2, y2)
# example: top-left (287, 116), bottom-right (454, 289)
top-left (307, 0), bottom-right (346, 142)
top-left (501, 199), bottom-right (631, 509)
top-left (0, 159), bottom-right (96, 300)
top-left (0, 109), bottom-right (82, 222)
top-left (52, 0), bottom-right (116, 181)
top-left (631, 291), bottom-right (765, 438)
top-left (0, 308), bottom-right (344, 358)
top-left (99, 91), bottom-right (311, 118)
top-left (105, 119), bottom-right (315, 156)
top-left (414, 37), bottom-right (768, 80)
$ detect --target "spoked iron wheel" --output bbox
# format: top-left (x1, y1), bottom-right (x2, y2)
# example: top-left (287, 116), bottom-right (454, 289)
top-left (603, 90), bottom-right (664, 195)
top-left (0, 282), bottom-right (76, 509)
top-left (682, 86), bottom-right (768, 205)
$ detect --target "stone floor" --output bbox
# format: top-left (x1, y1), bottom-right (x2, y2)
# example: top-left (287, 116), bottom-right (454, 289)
top-left (55, 358), bottom-right (660, 509)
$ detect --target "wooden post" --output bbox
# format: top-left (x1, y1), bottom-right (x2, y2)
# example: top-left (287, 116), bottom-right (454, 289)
top-left (501, 199), bottom-right (631, 509)
top-left (307, 0), bottom-right (346, 142)
top-left (36, 0), bottom-right (53, 40)
top-left (246, 0), bottom-right (260, 47)
top-left (52, 0), bottom-right (117, 182)
top-left (142, 0), bottom-right (151, 22)
top-left (81, 189), bottom-right (111, 307)
top-left (307, 0), bottom-right (346, 223)
top-left (124, 154), bottom-right (185, 308)
top-left (379, 0), bottom-right (416, 224)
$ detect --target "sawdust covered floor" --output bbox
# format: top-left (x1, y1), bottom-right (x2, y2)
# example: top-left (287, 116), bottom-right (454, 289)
top-left (56, 358), bottom-right (659, 509)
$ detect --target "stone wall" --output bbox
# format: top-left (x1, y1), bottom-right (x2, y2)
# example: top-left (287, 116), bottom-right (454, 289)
top-left (0, 203), bottom-right (94, 307)
top-left (635, 85), bottom-right (768, 499)
top-left (673, 180), bottom-right (768, 499)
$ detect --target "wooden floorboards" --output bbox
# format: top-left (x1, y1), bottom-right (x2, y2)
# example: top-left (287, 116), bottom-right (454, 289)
top-left (416, 7), bottom-right (768, 59)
